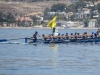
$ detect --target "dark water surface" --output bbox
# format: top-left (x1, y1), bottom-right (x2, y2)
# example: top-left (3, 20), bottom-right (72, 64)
top-left (0, 28), bottom-right (100, 75)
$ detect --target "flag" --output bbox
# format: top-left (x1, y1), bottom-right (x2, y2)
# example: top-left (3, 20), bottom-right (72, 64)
top-left (47, 16), bottom-right (57, 29)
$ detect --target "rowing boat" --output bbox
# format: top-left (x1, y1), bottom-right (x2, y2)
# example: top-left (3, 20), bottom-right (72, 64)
top-left (0, 36), bottom-right (100, 44)
top-left (25, 37), bottom-right (100, 43)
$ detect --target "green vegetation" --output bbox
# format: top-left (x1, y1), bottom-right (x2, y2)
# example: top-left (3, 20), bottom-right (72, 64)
top-left (0, 12), bottom-right (15, 26)
top-left (97, 3), bottom-right (100, 13)
top-left (83, 19), bottom-right (90, 27)
top-left (43, 1), bottom-right (86, 20)
top-left (67, 1), bottom-right (86, 13)
top-left (43, 2), bottom-right (100, 27)
top-left (51, 3), bottom-right (66, 12)
top-left (1, 1), bottom-right (100, 27)
top-left (0, 12), bottom-right (15, 23)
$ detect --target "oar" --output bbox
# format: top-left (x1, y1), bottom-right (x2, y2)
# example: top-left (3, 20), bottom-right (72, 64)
top-left (0, 38), bottom-right (25, 42)
top-left (7, 38), bottom-right (25, 41)
top-left (0, 39), bottom-right (8, 42)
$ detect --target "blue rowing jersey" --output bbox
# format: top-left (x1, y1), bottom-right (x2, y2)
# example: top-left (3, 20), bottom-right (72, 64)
top-left (33, 33), bottom-right (37, 38)
top-left (94, 32), bottom-right (97, 37)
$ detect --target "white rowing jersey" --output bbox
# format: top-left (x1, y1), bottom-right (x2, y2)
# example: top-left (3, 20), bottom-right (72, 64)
top-left (54, 32), bottom-right (58, 36)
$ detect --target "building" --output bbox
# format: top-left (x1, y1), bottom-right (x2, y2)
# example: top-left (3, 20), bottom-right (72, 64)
top-left (66, 21), bottom-right (78, 27)
top-left (16, 17), bottom-right (33, 27)
top-left (75, 8), bottom-right (91, 19)
top-left (57, 21), bottom-right (84, 28)
top-left (88, 19), bottom-right (96, 28)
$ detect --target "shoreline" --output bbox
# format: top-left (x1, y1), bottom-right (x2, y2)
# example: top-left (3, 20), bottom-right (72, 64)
top-left (0, 27), bottom-right (99, 29)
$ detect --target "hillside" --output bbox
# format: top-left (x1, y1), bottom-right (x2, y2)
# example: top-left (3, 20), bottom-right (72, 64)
top-left (0, 1), bottom-right (72, 17)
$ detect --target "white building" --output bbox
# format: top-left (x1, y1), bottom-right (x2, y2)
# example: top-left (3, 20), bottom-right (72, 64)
top-left (75, 8), bottom-right (91, 19)
top-left (48, 12), bottom-right (66, 16)
top-left (66, 21), bottom-right (77, 27)
top-left (88, 19), bottom-right (96, 28)
top-left (57, 21), bottom-right (84, 28)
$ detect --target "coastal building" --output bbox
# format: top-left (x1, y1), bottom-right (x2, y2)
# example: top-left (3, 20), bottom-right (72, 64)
top-left (57, 21), bottom-right (84, 28)
top-left (16, 17), bottom-right (33, 27)
top-left (2, 22), bottom-right (17, 27)
top-left (77, 21), bottom-right (84, 28)
top-left (48, 12), bottom-right (66, 16)
top-left (93, 15), bottom-right (99, 19)
top-left (3, 22), bottom-right (7, 27)
top-left (66, 21), bottom-right (77, 27)
top-left (88, 19), bottom-right (96, 28)
top-left (75, 8), bottom-right (91, 19)
top-left (86, 1), bottom-right (94, 7)
top-left (66, 12), bottom-right (74, 19)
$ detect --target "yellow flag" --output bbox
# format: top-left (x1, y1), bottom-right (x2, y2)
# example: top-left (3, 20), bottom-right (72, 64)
top-left (47, 16), bottom-right (57, 29)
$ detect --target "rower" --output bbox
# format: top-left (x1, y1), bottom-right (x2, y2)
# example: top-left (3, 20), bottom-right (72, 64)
top-left (97, 29), bottom-right (100, 38)
top-left (74, 32), bottom-right (77, 39)
top-left (49, 34), bottom-right (54, 41)
top-left (82, 33), bottom-right (86, 39)
top-left (61, 34), bottom-right (66, 41)
top-left (77, 33), bottom-right (82, 40)
top-left (33, 31), bottom-right (40, 42)
top-left (70, 33), bottom-right (75, 39)
top-left (57, 33), bottom-right (61, 40)
top-left (42, 34), bottom-right (50, 41)
top-left (94, 32), bottom-right (98, 38)
top-left (84, 32), bottom-right (88, 39)
top-left (90, 32), bottom-right (95, 38)
top-left (65, 33), bottom-right (69, 39)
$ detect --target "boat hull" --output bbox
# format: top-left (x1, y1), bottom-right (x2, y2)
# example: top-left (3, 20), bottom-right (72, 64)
top-left (25, 37), bottom-right (100, 44)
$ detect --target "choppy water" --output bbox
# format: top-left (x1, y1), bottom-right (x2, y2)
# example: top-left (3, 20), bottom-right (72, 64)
top-left (0, 28), bottom-right (100, 75)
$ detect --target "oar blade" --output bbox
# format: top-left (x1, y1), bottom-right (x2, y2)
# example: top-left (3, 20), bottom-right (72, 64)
top-left (0, 39), bottom-right (8, 42)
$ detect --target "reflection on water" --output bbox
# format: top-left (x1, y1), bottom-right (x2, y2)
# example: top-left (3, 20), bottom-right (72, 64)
top-left (0, 41), bottom-right (100, 75)
top-left (49, 44), bottom-right (58, 67)
top-left (49, 44), bottom-right (58, 51)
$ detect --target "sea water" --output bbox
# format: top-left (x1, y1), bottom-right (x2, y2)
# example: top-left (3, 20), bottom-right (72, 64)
top-left (0, 28), bottom-right (100, 75)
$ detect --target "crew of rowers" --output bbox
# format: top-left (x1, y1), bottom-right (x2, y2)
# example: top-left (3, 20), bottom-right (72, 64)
top-left (42, 29), bottom-right (100, 41)
top-left (33, 29), bottom-right (100, 41)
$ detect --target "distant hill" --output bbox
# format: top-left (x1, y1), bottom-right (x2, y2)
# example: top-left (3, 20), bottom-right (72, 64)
top-left (0, 0), bottom-right (73, 17)
top-left (0, 0), bottom-right (79, 2)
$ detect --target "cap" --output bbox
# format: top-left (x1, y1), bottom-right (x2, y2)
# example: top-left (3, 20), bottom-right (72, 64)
top-left (35, 31), bottom-right (38, 33)
top-left (66, 33), bottom-right (68, 34)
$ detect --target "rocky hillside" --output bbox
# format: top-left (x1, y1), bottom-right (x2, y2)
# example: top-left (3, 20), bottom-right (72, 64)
top-left (0, 1), bottom-right (71, 17)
